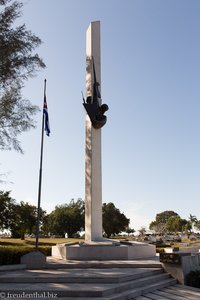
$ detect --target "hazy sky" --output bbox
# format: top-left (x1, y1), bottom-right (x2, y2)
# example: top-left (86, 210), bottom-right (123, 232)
top-left (1, 0), bottom-right (200, 230)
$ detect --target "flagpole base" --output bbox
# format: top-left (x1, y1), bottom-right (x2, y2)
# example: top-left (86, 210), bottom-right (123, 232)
top-left (20, 251), bottom-right (46, 269)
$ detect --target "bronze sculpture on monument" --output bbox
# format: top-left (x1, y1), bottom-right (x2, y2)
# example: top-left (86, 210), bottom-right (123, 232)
top-left (82, 56), bottom-right (109, 129)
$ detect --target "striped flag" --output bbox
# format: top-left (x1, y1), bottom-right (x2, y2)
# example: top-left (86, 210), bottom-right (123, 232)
top-left (43, 94), bottom-right (50, 136)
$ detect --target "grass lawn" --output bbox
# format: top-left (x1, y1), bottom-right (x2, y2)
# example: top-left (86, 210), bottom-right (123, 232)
top-left (0, 237), bottom-right (84, 247)
top-left (0, 238), bottom-right (84, 265)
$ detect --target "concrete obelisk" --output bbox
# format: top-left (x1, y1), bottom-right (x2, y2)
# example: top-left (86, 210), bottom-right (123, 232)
top-left (51, 21), bottom-right (156, 260)
top-left (85, 21), bottom-right (102, 242)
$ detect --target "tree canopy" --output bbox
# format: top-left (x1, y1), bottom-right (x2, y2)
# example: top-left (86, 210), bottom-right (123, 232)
top-left (10, 201), bottom-right (46, 239)
top-left (194, 220), bottom-right (200, 232)
top-left (150, 210), bottom-right (193, 234)
top-left (43, 199), bottom-right (85, 238)
top-left (102, 202), bottom-right (129, 237)
top-left (0, 0), bottom-right (45, 152)
top-left (2, 191), bottom-right (199, 239)
top-left (166, 216), bottom-right (183, 233)
top-left (149, 210), bottom-right (180, 234)
top-left (0, 191), bottom-right (46, 239)
top-left (0, 190), bottom-right (16, 230)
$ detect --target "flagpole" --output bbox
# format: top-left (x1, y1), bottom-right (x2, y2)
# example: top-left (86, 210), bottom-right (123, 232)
top-left (36, 79), bottom-right (46, 251)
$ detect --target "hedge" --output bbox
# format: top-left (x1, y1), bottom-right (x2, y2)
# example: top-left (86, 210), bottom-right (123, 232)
top-left (186, 270), bottom-right (200, 288)
top-left (0, 246), bottom-right (51, 265)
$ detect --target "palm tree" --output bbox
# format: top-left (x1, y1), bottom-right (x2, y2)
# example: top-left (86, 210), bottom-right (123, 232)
top-left (189, 214), bottom-right (197, 232)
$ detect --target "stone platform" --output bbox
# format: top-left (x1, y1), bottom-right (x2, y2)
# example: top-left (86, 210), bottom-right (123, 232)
top-left (52, 241), bottom-right (156, 260)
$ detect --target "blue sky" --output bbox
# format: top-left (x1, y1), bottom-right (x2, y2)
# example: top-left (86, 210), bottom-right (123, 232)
top-left (1, 0), bottom-right (200, 230)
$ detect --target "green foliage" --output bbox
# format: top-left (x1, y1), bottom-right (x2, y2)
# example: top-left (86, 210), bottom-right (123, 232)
top-left (0, 192), bottom-right (46, 239)
top-left (10, 201), bottom-right (46, 239)
top-left (0, 191), bottom-right (16, 230)
top-left (194, 220), bottom-right (200, 231)
top-left (43, 198), bottom-right (85, 238)
top-left (156, 211), bottom-right (179, 224)
top-left (160, 253), bottom-right (181, 264)
top-left (189, 214), bottom-right (197, 224)
top-left (156, 248), bottom-right (165, 254)
top-left (102, 202), bottom-right (129, 238)
top-left (186, 270), bottom-right (200, 288)
top-left (166, 216), bottom-right (182, 233)
top-left (150, 211), bottom-right (192, 234)
top-left (0, 246), bottom-right (51, 265)
top-left (181, 219), bottom-right (192, 233)
top-left (125, 227), bottom-right (135, 236)
top-left (173, 247), bottom-right (179, 252)
top-left (138, 227), bottom-right (146, 236)
top-left (149, 210), bottom-right (180, 234)
top-left (0, 0), bottom-right (45, 152)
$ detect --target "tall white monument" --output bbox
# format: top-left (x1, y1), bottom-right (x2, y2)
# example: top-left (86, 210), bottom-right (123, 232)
top-left (85, 21), bottom-right (103, 242)
top-left (52, 21), bottom-right (156, 259)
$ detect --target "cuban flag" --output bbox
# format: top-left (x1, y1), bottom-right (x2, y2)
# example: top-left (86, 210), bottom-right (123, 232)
top-left (43, 94), bottom-right (50, 136)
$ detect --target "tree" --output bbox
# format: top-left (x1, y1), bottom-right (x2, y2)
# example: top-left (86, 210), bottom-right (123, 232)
top-left (0, 190), bottom-right (16, 230)
top-left (149, 210), bottom-right (179, 234)
top-left (44, 199), bottom-right (85, 238)
top-left (189, 214), bottom-right (198, 232)
top-left (0, 192), bottom-right (46, 239)
top-left (194, 220), bottom-right (200, 232)
top-left (156, 211), bottom-right (179, 224)
top-left (180, 219), bottom-right (192, 233)
top-left (138, 227), bottom-right (146, 237)
top-left (125, 226), bottom-right (135, 236)
top-left (102, 202), bottom-right (129, 238)
top-left (149, 220), bottom-right (166, 233)
top-left (166, 216), bottom-right (182, 233)
top-left (0, 0), bottom-right (45, 152)
top-left (10, 201), bottom-right (46, 239)
top-left (189, 214), bottom-right (197, 224)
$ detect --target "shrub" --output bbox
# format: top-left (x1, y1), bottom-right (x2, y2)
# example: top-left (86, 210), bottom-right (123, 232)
top-left (156, 243), bottom-right (171, 248)
top-left (186, 270), bottom-right (200, 288)
top-left (0, 246), bottom-right (51, 265)
top-left (156, 248), bottom-right (165, 254)
top-left (173, 247), bottom-right (179, 252)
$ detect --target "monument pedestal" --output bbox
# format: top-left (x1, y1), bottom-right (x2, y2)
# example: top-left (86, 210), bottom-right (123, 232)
top-left (52, 241), bottom-right (156, 261)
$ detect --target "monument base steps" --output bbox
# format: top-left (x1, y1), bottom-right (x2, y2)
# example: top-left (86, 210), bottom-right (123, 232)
top-left (2, 258), bottom-right (199, 299)
top-left (0, 263), bottom-right (178, 299)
